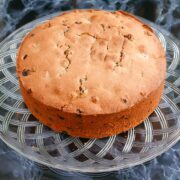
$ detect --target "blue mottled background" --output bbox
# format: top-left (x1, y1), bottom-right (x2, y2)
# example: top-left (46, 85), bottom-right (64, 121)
top-left (0, 0), bottom-right (179, 179)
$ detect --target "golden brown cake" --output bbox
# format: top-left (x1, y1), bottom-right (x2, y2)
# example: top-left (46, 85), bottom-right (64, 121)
top-left (16, 10), bottom-right (166, 138)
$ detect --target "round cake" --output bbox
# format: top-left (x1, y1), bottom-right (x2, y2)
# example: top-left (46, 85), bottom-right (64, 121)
top-left (16, 10), bottom-right (166, 138)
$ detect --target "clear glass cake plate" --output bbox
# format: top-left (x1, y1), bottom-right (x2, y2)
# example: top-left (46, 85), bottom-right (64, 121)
top-left (0, 11), bottom-right (179, 173)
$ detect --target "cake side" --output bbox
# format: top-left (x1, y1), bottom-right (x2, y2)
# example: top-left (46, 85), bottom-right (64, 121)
top-left (19, 80), bottom-right (164, 138)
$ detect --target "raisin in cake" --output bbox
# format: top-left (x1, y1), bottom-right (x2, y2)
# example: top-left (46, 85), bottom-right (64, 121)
top-left (16, 10), bottom-right (166, 138)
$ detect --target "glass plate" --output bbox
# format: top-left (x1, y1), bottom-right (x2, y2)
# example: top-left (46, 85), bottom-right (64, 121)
top-left (0, 12), bottom-right (179, 173)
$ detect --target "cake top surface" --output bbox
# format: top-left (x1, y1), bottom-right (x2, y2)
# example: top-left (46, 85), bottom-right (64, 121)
top-left (17, 10), bottom-right (166, 115)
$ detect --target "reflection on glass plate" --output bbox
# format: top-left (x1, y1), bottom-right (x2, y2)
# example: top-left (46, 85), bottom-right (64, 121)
top-left (0, 12), bottom-right (179, 173)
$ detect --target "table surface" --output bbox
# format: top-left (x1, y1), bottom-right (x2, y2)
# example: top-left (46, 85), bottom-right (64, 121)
top-left (0, 0), bottom-right (179, 180)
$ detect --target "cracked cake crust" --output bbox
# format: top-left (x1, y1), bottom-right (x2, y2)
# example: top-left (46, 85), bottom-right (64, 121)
top-left (16, 10), bottom-right (166, 138)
